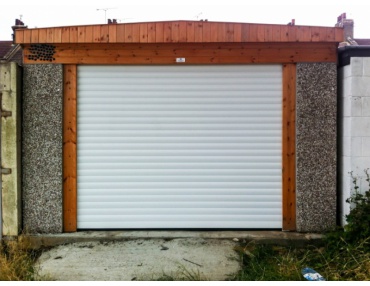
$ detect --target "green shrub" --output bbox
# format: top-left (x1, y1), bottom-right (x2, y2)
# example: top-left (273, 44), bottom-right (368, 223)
top-left (345, 169), bottom-right (370, 246)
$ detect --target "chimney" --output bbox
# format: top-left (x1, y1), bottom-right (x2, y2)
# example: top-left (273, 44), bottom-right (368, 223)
top-left (11, 19), bottom-right (27, 43)
top-left (287, 19), bottom-right (295, 26)
top-left (335, 13), bottom-right (354, 41)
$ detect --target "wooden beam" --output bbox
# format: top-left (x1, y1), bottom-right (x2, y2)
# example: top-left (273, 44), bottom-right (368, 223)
top-left (23, 42), bottom-right (338, 64)
top-left (282, 63), bottom-right (296, 231)
top-left (63, 64), bottom-right (77, 232)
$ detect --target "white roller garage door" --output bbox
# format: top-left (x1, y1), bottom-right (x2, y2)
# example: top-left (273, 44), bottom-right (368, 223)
top-left (77, 65), bottom-right (282, 229)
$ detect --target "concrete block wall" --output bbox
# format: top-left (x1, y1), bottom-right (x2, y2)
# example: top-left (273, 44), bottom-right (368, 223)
top-left (339, 57), bottom-right (370, 226)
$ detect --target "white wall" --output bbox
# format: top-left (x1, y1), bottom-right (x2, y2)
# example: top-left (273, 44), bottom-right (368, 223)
top-left (339, 57), bottom-right (370, 226)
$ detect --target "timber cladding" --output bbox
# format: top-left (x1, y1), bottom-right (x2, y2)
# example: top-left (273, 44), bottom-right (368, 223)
top-left (15, 21), bottom-right (342, 65)
top-left (15, 21), bottom-right (343, 44)
top-left (15, 21), bottom-right (343, 64)
top-left (21, 42), bottom-right (338, 65)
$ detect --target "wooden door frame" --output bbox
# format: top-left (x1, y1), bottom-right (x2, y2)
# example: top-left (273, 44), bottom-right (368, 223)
top-left (62, 63), bottom-right (297, 232)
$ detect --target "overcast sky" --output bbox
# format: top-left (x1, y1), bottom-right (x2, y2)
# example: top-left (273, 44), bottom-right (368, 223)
top-left (1, 0), bottom-right (369, 40)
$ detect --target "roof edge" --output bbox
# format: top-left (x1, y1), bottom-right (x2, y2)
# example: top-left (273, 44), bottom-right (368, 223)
top-left (15, 20), bottom-right (344, 45)
top-left (338, 45), bottom-right (370, 67)
top-left (14, 20), bottom-right (341, 31)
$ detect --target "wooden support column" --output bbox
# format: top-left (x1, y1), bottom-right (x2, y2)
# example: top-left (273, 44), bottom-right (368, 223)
top-left (63, 64), bottom-right (77, 232)
top-left (282, 64), bottom-right (296, 231)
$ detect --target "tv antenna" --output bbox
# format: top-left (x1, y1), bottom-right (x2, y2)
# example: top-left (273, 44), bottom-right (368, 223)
top-left (195, 12), bottom-right (203, 20)
top-left (97, 7), bottom-right (117, 23)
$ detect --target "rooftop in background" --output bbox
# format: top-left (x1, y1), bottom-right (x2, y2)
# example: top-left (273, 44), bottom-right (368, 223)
top-left (0, 41), bottom-right (22, 65)
top-left (335, 13), bottom-right (370, 47)
top-left (353, 39), bottom-right (370, 46)
top-left (0, 41), bottom-right (13, 57)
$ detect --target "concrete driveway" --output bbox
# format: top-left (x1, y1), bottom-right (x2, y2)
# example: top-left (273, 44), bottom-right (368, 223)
top-left (30, 231), bottom-right (322, 281)
top-left (36, 238), bottom-right (240, 281)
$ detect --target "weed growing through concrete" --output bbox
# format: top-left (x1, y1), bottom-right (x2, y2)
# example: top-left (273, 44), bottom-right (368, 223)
top-left (154, 265), bottom-right (209, 281)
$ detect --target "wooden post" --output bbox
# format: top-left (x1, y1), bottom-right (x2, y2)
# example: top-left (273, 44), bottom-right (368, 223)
top-left (63, 64), bottom-right (77, 232)
top-left (282, 64), bottom-right (296, 231)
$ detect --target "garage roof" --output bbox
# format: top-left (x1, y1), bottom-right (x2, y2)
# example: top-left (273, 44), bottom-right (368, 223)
top-left (14, 20), bottom-right (343, 44)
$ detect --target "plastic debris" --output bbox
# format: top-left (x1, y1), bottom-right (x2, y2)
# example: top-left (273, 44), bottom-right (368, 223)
top-left (302, 267), bottom-right (325, 281)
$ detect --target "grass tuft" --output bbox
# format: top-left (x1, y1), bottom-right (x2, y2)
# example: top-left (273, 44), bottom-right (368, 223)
top-left (154, 265), bottom-right (209, 281)
top-left (230, 236), bottom-right (370, 281)
top-left (0, 236), bottom-right (41, 281)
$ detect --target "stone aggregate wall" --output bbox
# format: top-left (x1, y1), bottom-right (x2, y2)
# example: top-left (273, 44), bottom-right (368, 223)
top-left (296, 63), bottom-right (337, 232)
top-left (22, 64), bottom-right (63, 233)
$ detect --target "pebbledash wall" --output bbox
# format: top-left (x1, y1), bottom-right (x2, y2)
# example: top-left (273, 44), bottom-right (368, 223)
top-left (9, 20), bottom-right (341, 234)
top-left (338, 47), bottom-right (370, 226)
top-left (296, 63), bottom-right (337, 232)
top-left (21, 62), bottom-right (337, 234)
top-left (22, 64), bottom-right (63, 233)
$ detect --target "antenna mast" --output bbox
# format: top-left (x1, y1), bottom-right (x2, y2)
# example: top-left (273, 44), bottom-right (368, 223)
top-left (97, 7), bottom-right (116, 23)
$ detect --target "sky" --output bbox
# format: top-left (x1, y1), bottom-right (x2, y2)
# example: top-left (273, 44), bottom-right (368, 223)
top-left (1, 0), bottom-right (370, 40)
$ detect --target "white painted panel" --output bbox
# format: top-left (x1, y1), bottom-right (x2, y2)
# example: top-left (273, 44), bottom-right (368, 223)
top-left (77, 65), bottom-right (282, 229)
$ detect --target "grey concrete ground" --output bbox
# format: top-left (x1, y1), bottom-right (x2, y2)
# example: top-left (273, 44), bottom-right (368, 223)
top-left (32, 231), bottom-right (323, 281)
top-left (36, 238), bottom-right (241, 281)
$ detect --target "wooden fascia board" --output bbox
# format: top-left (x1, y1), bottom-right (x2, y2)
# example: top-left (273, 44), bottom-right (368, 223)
top-left (22, 42), bottom-right (338, 64)
top-left (15, 21), bottom-right (344, 44)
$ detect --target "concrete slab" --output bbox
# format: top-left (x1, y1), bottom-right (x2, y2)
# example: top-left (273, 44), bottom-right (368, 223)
top-left (25, 231), bottom-right (324, 250)
top-left (36, 238), bottom-right (241, 281)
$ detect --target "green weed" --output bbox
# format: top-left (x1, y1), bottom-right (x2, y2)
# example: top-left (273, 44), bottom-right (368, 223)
top-left (231, 170), bottom-right (370, 281)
